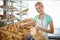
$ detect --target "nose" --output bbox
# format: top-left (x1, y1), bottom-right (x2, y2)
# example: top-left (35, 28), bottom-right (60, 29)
top-left (36, 9), bottom-right (41, 12)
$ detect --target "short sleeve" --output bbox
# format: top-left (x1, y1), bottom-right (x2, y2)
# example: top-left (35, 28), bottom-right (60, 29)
top-left (34, 15), bottom-right (38, 21)
top-left (46, 14), bottom-right (52, 24)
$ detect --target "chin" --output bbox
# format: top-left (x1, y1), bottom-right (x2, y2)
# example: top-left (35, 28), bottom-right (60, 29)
top-left (38, 12), bottom-right (41, 14)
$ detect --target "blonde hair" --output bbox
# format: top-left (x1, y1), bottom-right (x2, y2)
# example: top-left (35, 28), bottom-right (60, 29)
top-left (35, 2), bottom-right (43, 7)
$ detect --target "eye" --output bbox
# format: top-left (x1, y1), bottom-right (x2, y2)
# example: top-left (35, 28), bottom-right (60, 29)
top-left (36, 7), bottom-right (41, 10)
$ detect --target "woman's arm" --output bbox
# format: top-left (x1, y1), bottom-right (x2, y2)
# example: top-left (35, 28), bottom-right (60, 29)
top-left (36, 20), bottom-right (54, 34)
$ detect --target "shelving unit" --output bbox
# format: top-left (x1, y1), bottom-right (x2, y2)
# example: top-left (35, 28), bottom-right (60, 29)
top-left (7, 0), bottom-right (28, 23)
top-left (0, 0), bottom-right (28, 26)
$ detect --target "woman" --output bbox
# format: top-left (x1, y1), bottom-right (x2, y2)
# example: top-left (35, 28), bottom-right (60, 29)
top-left (34, 2), bottom-right (54, 40)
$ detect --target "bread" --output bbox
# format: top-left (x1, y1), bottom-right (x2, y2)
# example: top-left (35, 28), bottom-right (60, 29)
top-left (0, 18), bottom-right (36, 40)
top-left (30, 27), bottom-right (46, 40)
top-left (21, 8), bottom-right (28, 14)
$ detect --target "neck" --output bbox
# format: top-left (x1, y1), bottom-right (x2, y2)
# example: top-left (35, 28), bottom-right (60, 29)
top-left (39, 12), bottom-right (45, 19)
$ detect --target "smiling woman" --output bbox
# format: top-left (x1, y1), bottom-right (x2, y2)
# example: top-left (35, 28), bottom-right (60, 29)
top-left (27, 1), bottom-right (60, 40)
top-left (27, 1), bottom-right (60, 29)
top-left (0, 0), bottom-right (60, 40)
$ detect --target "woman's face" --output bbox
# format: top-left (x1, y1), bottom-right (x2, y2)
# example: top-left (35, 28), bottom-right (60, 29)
top-left (35, 5), bottom-right (43, 14)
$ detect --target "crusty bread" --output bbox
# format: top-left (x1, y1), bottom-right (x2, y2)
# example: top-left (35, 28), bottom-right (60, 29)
top-left (0, 18), bottom-right (36, 40)
top-left (30, 27), bottom-right (46, 40)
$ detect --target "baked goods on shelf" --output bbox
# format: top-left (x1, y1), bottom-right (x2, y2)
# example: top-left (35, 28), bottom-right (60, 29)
top-left (0, 18), bottom-right (46, 40)
top-left (17, 8), bottom-right (29, 15)
top-left (21, 8), bottom-right (28, 14)
top-left (0, 18), bottom-right (36, 40)
top-left (0, 30), bottom-right (23, 40)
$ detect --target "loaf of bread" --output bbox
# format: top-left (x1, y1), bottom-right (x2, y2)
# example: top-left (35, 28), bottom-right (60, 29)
top-left (30, 27), bottom-right (46, 40)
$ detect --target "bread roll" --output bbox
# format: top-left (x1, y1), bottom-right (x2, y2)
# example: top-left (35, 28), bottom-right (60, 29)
top-left (30, 27), bottom-right (46, 40)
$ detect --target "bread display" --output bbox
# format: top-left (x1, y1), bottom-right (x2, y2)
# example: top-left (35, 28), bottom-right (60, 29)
top-left (0, 29), bottom-right (23, 40)
top-left (0, 18), bottom-right (46, 40)
top-left (0, 18), bottom-right (35, 40)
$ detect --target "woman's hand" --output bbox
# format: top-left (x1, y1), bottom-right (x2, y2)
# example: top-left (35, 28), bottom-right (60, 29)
top-left (36, 21), bottom-right (54, 34)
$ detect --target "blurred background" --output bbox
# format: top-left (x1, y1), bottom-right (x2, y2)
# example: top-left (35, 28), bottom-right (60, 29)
top-left (0, 0), bottom-right (60, 40)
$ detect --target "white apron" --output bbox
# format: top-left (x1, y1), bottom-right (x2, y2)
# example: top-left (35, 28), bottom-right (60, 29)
top-left (35, 15), bottom-right (49, 40)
